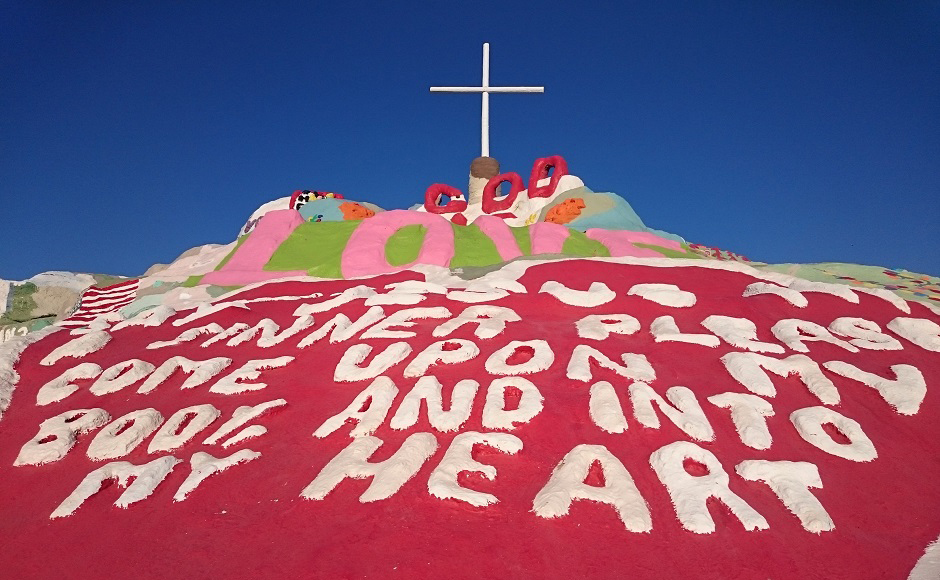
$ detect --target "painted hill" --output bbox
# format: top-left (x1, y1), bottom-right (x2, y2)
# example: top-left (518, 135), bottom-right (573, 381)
top-left (1, 156), bottom-right (938, 579)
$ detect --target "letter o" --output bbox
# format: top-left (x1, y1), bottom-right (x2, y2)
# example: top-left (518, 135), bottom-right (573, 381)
top-left (527, 155), bottom-right (569, 199)
top-left (424, 183), bottom-right (468, 214)
top-left (482, 172), bottom-right (525, 214)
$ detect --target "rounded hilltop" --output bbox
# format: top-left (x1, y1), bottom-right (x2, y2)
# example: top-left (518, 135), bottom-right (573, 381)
top-left (1, 154), bottom-right (938, 335)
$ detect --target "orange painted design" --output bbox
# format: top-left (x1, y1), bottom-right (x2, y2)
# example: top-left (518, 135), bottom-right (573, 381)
top-left (339, 202), bottom-right (376, 220)
top-left (544, 198), bottom-right (586, 224)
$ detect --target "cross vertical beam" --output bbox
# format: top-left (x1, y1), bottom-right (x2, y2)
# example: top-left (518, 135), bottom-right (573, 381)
top-left (431, 43), bottom-right (544, 158)
top-left (481, 42), bottom-right (489, 157)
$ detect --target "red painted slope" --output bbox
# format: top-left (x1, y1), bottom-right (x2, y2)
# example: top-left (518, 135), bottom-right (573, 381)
top-left (0, 261), bottom-right (938, 579)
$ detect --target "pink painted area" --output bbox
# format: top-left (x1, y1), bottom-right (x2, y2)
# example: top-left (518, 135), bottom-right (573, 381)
top-left (341, 209), bottom-right (455, 278)
top-left (472, 214), bottom-right (523, 261)
top-left (200, 269), bottom-right (308, 286)
top-left (586, 229), bottom-right (685, 258)
top-left (530, 222), bottom-right (570, 254)
top-left (202, 209), bottom-right (307, 286)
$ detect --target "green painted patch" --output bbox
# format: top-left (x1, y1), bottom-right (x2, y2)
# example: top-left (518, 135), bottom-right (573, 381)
top-left (0, 283), bottom-right (38, 324)
top-left (267, 221), bottom-right (360, 278)
top-left (233, 217), bottom-right (706, 281)
top-left (562, 230), bottom-right (611, 257)
top-left (633, 242), bottom-right (700, 259)
top-left (206, 285), bottom-right (235, 298)
top-left (0, 317), bottom-right (52, 339)
top-left (31, 317), bottom-right (54, 330)
top-left (215, 235), bottom-right (249, 271)
top-left (181, 275), bottom-right (204, 287)
top-left (752, 262), bottom-right (940, 305)
top-left (450, 223), bottom-right (504, 269)
top-left (386, 224), bottom-right (427, 267)
top-left (679, 243), bottom-right (703, 258)
top-left (510, 227), bottom-right (531, 255)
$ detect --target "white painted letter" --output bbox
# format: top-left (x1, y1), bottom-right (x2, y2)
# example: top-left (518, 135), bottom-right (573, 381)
top-left (137, 356), bottom-right (232, 393)
top-left (887, 317), bottom-right (940, 352)
top-left (301, 433), bottom-right (438, 502)
top-left (482, 377), bottom-right (544, 430)
top-left (650, 316), bottom-right (720, 347)
top-left (403, 339), bottom-right (479, 378)
top-left (428, 431), bottom-right (522, 506)
top-left (432, 305), bottom-right (520, 339)
top-left (15, 408), bottom-right (110, 466)
top-left (566, 345), bottom-right (656, 383)
top-left (650, 441), bottom-right (768, 534)
top-left (361, 307), bottom-right (451, 339)
top-left (736, 460), bottom-right (834, 533)
top-left (789, 406), bottom-right (877, 462)
top-left (628, 284), bottom-right (696, 307)
top-left (89, 359), bottom-right (156, 396)
top-left (36, 363), bottom-right (102, 405)
top-left (210, 356), bottom-right (294, 394)
top-left (87, 408), bottom-right (164, 461)
top-left (589, 381), bottom-right (628, 434)
top-left (390, 376), bottom-right (479, 432)
top-left (333, 342), bottom-right (412, 382)
top-left (629, 383), bottom-right (714, 441)
top-left (707, 392), bottom-right (775, 450)
top-left (174, 449), bottom-right (261, 501)
top-left (721, 352), bottom-right (839, 404)
top-left (540, 281), bottom-right (615, 306)
top-left (40, 331), bottom-right (111, 366)
top-left (314, 377), bottom-right (399, 438)
top-left (828, 317), bottom-right (902, 351)
top-left (203, 398), bottom-right (286, 446)
top-left (50, 456), bottom-right (180, 518)
top-left (823, 361), bottom-right (926, 415)
top-left (296, 307), bottom-right (387, 348)
top-left (701, 316), bottom-right (784, 353)
top-left (148, 404), bottom-right (221, 453)
top-left (575, 314), bottom-right (640, 341)
top-left (485, 339), bottom-right (554, 376)
top-left (771, 319), bottom-right (859, 353)
top-left (533, 444), bottom-right (652, 532)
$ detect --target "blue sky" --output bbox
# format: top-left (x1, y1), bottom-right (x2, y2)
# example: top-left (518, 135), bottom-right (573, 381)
top-left (2, 1), bottom-right (938, 280)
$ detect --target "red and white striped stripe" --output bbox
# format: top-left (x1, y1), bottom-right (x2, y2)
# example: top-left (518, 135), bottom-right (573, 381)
top-left (56, 279), bottom-right (140, 328)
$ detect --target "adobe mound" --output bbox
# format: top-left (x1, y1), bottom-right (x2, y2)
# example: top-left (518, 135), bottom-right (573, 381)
top-left (0, 157), bottom-right (938, 579)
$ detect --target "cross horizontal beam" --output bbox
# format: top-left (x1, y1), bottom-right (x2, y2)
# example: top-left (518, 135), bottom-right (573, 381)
top-left (430, 43), bottom-right (544, 157)
top-left (430, 87), bottom-right (545, 93)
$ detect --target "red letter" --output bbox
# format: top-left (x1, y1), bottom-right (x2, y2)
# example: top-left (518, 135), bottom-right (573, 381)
top-left (527, 155), bottom-right (569, 199)
top-left (482, 172), bottom-right (525, 214)
top-left (424, 184), bottom-right (468, 215)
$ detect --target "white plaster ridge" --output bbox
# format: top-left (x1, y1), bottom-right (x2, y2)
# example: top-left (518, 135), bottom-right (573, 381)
top-left (1, 326), bottom-right (64, 419)
top-left (39, 330), bottom-right (110, 366)
top-left (742, 282), bottom-right (808, 308)
top-left (627, 283), bottom-right (696, 307)
top-left (909, 536), bottom-right (940, 580)
top-left (50, 456), bottom-right (180, 518)
top-left (174, 449), bottom-right (261, 501)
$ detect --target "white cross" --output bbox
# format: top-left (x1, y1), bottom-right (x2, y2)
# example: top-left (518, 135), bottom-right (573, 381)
top-left (430, 43), bottom-right (544, 158)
